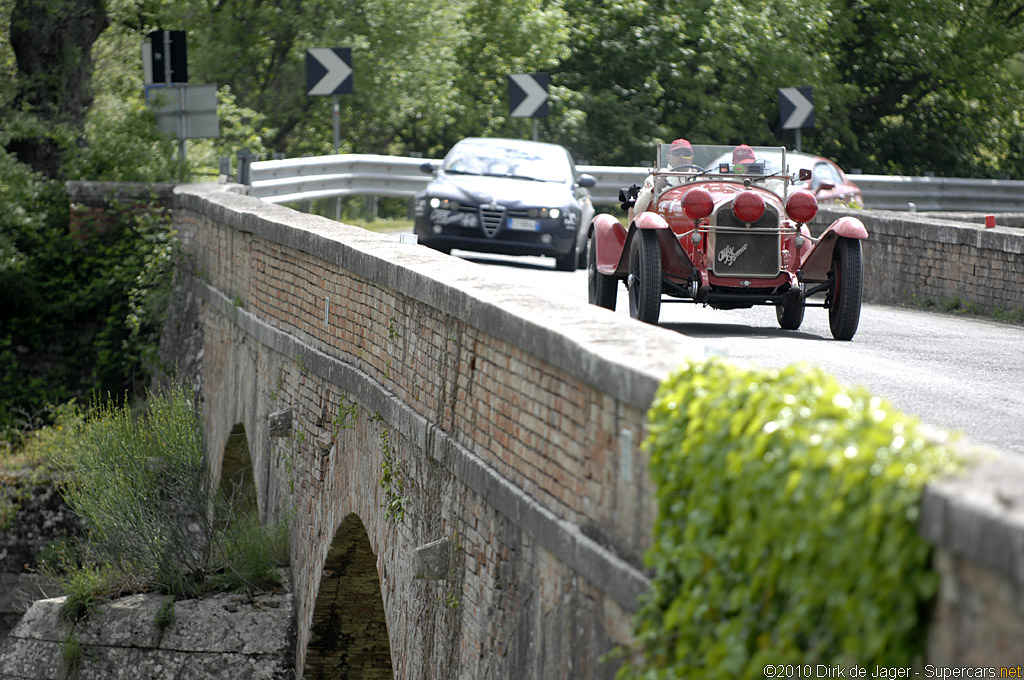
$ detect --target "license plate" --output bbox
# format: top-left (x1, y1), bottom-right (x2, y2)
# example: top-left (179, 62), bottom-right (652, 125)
top-left (507, 217), bottom-right (540, 232)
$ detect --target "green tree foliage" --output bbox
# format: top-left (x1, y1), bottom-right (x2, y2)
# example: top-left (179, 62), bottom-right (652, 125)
top-left (558, 0), bottom-right (1024, 174)
top-left (0, 157), bottom-right (177, 432)
top-left (820, 0), bottom-right (1024, 176)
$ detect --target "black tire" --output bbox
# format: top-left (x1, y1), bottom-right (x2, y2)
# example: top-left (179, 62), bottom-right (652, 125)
top-left (555, 246), bottom-right (577, 272)
top-left (627, 229), bottom-right (662, 324)
top-left (828, 238), bottom-right (863, 340)
top-left (587, 234), bottom-right (617, 310)
top-left (776, 287), bottom-right (805, 330)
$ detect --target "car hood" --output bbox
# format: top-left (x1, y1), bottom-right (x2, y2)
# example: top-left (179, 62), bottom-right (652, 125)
top-left (423, 174), bottom-right (572, 207)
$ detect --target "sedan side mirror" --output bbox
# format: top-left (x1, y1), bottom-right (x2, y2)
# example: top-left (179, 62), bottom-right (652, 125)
top-left (577, 173), bottom-right (597, 188)
top-left (420, 161), bottom-right (438, 174)
top-left (815, 180), bottom-right (835, 194)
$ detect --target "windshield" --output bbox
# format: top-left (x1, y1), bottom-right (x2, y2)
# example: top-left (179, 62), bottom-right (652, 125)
top-left (442, 139), bottom-right (569, 183)
top-left (656, 144), bottom-right (793, 175)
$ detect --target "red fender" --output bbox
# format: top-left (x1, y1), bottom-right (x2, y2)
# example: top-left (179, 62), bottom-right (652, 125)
top-left (799, 216), bottom-right (868, 282)
top-left (591, 213), bottom-right (627, 274)
top-left (632, 211), bottom-right (670, 231)
top-left (827, 215), bottom-right (868, 240)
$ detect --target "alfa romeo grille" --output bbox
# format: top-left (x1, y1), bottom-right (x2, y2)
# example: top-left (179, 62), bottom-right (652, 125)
top-left (711, 204), bottom-right (781, 277)
top-left (716, 205), bottom-right (779, 229)
top-left (480, 205), bottom-right (506, 238)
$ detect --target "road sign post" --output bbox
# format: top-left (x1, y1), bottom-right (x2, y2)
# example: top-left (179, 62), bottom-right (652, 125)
top-left (509, 73), bottom-right (550, 141)
top-left (306, 47), bottom-right (353, 154)
top-left (306, 47), bottom-right (353, 220)
top-left (778, 86), bottom-right (815, 152)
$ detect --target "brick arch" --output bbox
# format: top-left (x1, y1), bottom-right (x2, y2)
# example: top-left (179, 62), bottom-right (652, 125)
top-left (305, 512), bottom-right (393, 679)
top-left (219, 422), bottom-right (257, 515)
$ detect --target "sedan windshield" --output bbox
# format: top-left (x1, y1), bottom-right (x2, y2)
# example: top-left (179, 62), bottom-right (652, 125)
top-left (442, 140), bottom-right (569, 183)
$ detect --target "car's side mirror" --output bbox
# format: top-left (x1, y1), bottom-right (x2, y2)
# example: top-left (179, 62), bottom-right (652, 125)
top-left (577, 173), bottom-right (597, 188)
top-left (815, 180), bottom-right (835, 193)
top-left (798, 168), bottom-right (813, 182)
top-left (420, 161), bottom-right (438, 174)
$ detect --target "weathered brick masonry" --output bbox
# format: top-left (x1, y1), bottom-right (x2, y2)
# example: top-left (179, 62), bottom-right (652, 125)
top-left (63, 182), bottom-right (1024, 675)
top-left (169, 184), bottom-right (700, 679)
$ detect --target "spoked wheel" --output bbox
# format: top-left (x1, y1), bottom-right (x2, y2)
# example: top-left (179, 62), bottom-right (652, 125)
top-left (627, 229), bottom-right (662, 324)
top-left (776, 286), bottom-right (805, 330)
top-left (587, 234), bottom-right (617, 310)
top-left (828, 238), bottom-right (863, 340)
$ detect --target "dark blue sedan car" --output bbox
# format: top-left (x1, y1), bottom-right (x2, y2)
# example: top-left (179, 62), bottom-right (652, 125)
top-left (414, 138), bottom-right (596, 270)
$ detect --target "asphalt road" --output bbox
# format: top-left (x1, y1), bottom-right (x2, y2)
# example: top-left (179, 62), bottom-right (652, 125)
top-left (449, 249), bottom-right (1024, 458)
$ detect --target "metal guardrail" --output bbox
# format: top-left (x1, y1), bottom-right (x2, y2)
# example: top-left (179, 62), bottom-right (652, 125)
top-left (249, 154), bottom-right (1024, 212)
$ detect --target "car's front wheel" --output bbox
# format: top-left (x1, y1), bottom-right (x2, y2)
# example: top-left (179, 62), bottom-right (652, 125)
top-left (776, 286), bottom-right (805, 330)
top-left (587, 234), bottom-right (617, 310)
top-left (627, 229), bottom-right (662, 324)
top-left (828, 237), bottom-right (863, 340)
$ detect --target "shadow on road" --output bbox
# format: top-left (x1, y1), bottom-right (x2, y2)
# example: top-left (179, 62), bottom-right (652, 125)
top-left (661, 321), bottom-right (826, 342)
top-left (456, 252), bottom-right (557, 272)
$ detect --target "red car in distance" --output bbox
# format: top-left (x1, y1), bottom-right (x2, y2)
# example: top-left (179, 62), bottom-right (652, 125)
top-left (586, 144), bottom-right (868, 340)
top-left (778, 151), bottom-right (864, 207)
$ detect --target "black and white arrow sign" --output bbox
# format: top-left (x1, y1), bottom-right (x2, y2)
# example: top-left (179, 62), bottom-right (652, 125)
top-left (778, 86), bottom-right (815, 130)
top-left (509, 73), bottom-right (549, 118)
top-left (306, 47), bottom-right (353, 96)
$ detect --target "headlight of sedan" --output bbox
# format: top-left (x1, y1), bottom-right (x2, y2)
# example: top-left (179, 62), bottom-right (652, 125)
top-left (526, 207), bottom-right (561, 219)
top-left (429, 197), bottom-right (461, 210)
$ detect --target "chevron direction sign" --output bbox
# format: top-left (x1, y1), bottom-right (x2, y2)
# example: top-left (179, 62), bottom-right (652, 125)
top-left (306, 47), bottom-right (353, 96)
top-left (778, 86), bottom-right (814, 130)
top-left (509, 73), bottom-right (550, 118)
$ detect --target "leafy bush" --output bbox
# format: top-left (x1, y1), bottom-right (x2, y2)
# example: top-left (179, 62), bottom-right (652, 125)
top-left (0, 149), bottom-right (178, 434)
top-left (621, 358), bottom-right (964, 678)
top-left (51, 383), bottom-right (288, 606)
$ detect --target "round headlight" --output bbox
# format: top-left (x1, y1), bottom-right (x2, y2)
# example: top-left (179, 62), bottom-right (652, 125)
top-left (550, 208), bottom-right (561, 219)
top-left (683, 188), bottom-right (714, 220)
top-left (733, 191), bottom-right (766, 224)
top-left (786, 190), bottom-right (818, 224)
top-left (429, 197), bottom-right (440, 209)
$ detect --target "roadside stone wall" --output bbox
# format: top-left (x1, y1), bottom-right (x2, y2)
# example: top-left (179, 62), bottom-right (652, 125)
top-left (813, 208), bottom-right (1024, 315)
top-left (64, 181), bottom-right (175, 241)
top-left (170, 183), bottom-right (691, 678)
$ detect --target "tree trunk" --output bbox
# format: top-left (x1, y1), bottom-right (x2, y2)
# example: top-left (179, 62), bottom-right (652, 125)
top-left (5, 0), bottom-right (110, 178)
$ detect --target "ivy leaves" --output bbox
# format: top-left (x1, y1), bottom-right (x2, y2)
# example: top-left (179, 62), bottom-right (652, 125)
top-left (624, 358), bottom-right (963, 678)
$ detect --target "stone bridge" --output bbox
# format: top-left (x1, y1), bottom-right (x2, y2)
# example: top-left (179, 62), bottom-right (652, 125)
top-left (132, 182), bottom-right (1024, 678)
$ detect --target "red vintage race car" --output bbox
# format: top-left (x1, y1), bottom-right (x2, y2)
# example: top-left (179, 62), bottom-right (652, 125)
top-left (586, 144), bottom-right (867, 340)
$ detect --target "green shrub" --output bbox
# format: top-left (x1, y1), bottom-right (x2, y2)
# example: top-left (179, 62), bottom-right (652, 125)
top-left (621, 358), bottom-right (964, 678)
top-left (53, 382), bottom-right (288, 605)
top-left (206, 513), bottom-right (290, 593)
top-left (154, 598), bottom-right (176, 630)
top-left (60, 630), bottom-right (84, 677)
top-left (0, 150), bottom-right (179, 434)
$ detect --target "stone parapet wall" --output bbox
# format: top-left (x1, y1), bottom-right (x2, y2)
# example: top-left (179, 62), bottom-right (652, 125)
top-left (814, 208), bottom-right (1024, 314)
top-left (64, 181), bottom-right (175, 241)
top-left (171, 183), bottom-right (697, 678)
